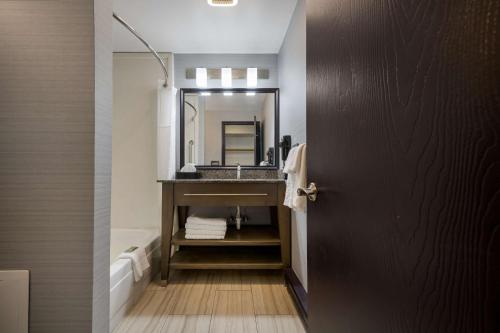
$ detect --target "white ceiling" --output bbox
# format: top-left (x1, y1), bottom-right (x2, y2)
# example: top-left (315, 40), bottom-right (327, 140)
top-left (113, 0), bottom-right (298, 54)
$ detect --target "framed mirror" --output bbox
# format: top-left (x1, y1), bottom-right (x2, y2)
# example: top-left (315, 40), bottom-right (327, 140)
top-left (180, 88), bottom-right (279, 169)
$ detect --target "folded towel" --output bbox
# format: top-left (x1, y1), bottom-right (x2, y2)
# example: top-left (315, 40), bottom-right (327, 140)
top-left (185, 234), bottom-right (226, 240)
top-left (283, 144), bottom-right (307, 212)
top-left (185, 222), bottom-right (227, 231)
top-left (186, 216), bottom-right (227, 227)
top-left (185, 228), bottom-right (226, 236)
top-left (117, 246), bottom-right (150, 282)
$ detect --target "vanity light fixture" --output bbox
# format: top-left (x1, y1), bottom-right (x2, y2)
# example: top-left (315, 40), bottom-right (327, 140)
top-left (196, 67), bottom-right (208, 88)
top-left (207, 0), bottom-right (238, 7)
top-left (247, 68), bottom-right (258, 88)
top-left (221, 68), bottom-right (232, 88)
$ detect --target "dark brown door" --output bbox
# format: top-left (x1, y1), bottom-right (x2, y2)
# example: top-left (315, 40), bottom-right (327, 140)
top-left (306, 0), bottom-right (500, 332)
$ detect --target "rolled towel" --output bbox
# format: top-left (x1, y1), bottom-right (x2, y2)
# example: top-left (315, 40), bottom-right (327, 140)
top-left (185, 222), bottom-right (227, 232)
top-left (117, 246), bottom-right (150, 282)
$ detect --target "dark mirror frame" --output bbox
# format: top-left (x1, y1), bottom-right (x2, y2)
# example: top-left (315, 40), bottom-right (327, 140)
top-left (180, 88), bottom-right (280, 170)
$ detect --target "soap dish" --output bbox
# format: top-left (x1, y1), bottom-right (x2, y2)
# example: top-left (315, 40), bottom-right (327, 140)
top-left (176, 171), bottom-right (202, 179)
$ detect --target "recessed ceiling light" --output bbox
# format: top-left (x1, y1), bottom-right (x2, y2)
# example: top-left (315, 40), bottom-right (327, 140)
top-left (207, 0), bottom-right (238, 7)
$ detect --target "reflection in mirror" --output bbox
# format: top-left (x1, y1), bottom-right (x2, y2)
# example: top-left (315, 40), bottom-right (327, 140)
top-left (182, 90), bottom-right (277, 168)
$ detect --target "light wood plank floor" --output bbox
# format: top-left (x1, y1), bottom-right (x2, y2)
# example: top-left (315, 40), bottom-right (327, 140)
top-left (114, 270), bottom-right (306, 333)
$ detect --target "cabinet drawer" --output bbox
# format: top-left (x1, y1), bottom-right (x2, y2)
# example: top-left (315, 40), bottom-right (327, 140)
top-left (174, 183), bottom-right (277, 206)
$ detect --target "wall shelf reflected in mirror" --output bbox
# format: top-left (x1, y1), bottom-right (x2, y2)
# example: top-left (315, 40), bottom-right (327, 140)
top-left (180, 88), bottom-right (280, 170)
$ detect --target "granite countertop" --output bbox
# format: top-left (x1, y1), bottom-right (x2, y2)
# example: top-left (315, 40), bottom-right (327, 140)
top-left (158, 168), bottom-right (285, 183)
top-left (157, 178), bottom-right (285, 184)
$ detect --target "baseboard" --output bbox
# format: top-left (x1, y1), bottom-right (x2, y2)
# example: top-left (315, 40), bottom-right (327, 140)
top-left (284, 268), bottom-right (308, 329)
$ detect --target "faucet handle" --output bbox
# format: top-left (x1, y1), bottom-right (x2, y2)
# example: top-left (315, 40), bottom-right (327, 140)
top-left (236, 163), bottom-right (241, 179)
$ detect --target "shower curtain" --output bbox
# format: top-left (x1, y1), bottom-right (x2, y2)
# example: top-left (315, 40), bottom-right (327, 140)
top-left (157, 82), bottom-right (178, 180)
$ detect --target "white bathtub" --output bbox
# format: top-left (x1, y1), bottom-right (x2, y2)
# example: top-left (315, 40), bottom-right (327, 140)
top-left (110, 228), bottom-right (161, 332)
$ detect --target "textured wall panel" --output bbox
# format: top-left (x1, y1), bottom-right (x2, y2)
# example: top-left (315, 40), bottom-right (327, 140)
top-left (0, 1), bottom-right (112, 332)
top-left (93, 0), bottom-right (113, 332)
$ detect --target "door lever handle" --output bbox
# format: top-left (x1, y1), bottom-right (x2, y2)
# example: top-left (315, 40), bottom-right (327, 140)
top-left (297, 182), bottom-right (318, 202)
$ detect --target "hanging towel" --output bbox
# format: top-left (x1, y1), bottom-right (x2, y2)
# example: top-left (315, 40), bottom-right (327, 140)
top-left (283, 146), bottom-right (300, 174)
top-left (283, 146), bottom-right (300, 207)
top-left (283, 144), bottom-right (307, 212)
top-left (118, 246), bottom-right (150, 282)
top-left (284, 172), bottom-right (296, 208)
top-left (293, 144), bottom-right (307, 211)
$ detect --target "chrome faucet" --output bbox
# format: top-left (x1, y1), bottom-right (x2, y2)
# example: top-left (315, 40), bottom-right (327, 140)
top-left (236, 163), bottom-right (241, 180)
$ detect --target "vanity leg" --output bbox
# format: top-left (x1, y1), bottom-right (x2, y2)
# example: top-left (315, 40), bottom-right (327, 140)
top-left (270, 206), bottom-right (278, 227)
top-left (277, 182), bottom-right (291, 268)
top-left (178, 206), bottom-right (188, 230)
top-left (161, 183), bottom-right (174, 282)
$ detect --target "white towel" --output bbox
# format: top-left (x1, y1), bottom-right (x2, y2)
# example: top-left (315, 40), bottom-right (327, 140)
top-left (185, 229), bottom-right (226, 236)
top-left (185, 234), bottom-right (226, 240)
top-left (293, 144), bottom-right (307, 211)
top-left (186, 216), bottom-right (227, 227)
top-left (118, 247), bottom-right (150, 282)
top-left (185, 228), bottom-right (226, 240)
top-left (284, 172), bottom-right (295, 208)
top-left (185, 223), bottom-right (227, 231)
top-left (283, 146), bottom-right (300, 174)
top-left (283, 144), bottom-right (307, 212)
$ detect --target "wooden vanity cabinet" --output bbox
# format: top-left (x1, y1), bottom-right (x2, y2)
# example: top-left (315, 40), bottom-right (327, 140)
top-left (159, 180), bottom-right (291, 282)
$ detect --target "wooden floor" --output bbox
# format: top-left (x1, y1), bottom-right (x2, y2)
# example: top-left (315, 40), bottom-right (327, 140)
top-left (114, 270), bottom-right (306, 333)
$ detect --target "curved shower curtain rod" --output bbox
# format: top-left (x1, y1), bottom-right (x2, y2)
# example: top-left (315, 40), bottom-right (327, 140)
top-left (113, 12), bottom-right (168, 87)
top-left (185, 101), bottom-right (198, 121)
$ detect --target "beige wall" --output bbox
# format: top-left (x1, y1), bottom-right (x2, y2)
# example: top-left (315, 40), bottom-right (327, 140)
top-left (112, 53), bottom-right (170, 229)
top-left (0, 1), bottom-right (112, 332)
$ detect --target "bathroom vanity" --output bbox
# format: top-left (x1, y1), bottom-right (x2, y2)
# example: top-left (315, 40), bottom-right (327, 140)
top-left (158, 179), bottom-right (290, 281)
top-left (158, 88), bottom-right (289, 281)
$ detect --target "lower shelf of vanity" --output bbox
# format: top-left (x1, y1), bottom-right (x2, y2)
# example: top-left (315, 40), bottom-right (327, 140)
top-left (170, 246), bottom-right (283, 270)
top-left (170, 226), bottom-right (283, 270)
